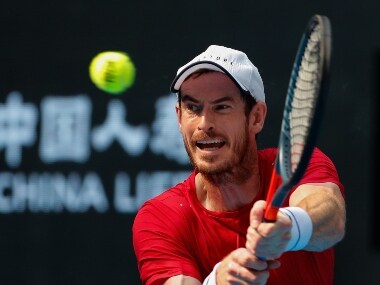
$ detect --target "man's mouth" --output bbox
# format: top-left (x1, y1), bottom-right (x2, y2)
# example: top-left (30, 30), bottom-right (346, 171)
top-left (196, 139), bottom-right (226, 150)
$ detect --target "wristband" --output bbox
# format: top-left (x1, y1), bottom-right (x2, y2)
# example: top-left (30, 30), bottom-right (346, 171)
top-left (203, 262), bottom-right (220, 285)
top-left (280, 207), bottom-right (313, 251)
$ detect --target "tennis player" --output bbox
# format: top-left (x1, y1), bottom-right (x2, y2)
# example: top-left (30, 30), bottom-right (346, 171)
top-left (132, 45), bottom-right (346, 285)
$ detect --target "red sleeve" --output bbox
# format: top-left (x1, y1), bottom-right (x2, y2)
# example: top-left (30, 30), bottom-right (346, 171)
top-left (296, 147), bottom-right (344, 196)
top-left (258, 147), bottom-right (344, 200)
top-left (132, 198), bottom-right (201, 285)
top-left (280, 147), bottom-right (345, 207)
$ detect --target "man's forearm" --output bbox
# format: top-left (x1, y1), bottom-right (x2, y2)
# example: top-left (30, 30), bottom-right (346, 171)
top-left (290, 182), bottom-right (346, 251)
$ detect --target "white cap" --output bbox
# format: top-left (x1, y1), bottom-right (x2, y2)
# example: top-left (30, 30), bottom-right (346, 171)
top-left (170, 45), bottom-right (265, 102)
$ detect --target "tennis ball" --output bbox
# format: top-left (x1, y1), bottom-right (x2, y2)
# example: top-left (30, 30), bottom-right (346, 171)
top-left (89, 51), bottom-right (136, 94)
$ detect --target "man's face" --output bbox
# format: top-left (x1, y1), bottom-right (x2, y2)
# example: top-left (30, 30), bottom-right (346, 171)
top-left (176, 71), bottom-right (255, 177)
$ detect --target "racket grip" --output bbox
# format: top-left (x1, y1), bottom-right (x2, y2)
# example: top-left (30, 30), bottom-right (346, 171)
top-left (263, 206), bottom-right (279, 222)
top-left (264, 168), bottom-right (282, 222)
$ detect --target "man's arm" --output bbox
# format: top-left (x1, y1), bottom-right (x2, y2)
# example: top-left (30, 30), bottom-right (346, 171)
top-left (163, 275), bottom-right (201, 285)
top-left (246, 182), bottom-right (346, 258)
top-left (289, 182), bottom-right (346, 251)
top-left (162, 248), bottom-right (279, 285)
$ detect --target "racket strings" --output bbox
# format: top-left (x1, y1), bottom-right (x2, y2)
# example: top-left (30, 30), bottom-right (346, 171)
top-left (289, 24), bottom-right (322, 172)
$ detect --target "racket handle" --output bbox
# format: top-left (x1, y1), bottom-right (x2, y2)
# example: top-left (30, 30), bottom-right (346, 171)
top-left (264, 169), bottom-right (282, 222)
top-left (258, 170), bottom-right (282, 260)
top-left (263, 206), bottom-right (280, 222)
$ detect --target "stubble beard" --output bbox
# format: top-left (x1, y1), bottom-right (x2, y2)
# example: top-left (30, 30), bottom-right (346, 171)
top-left (183, 124), bottom-right (256, 185)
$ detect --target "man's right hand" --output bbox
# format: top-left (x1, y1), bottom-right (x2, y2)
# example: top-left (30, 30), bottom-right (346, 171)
top-left (216, 247), bottom-right (280, 285)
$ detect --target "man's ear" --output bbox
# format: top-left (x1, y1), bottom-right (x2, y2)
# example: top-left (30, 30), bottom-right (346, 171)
top-left (249, 101), bottom-right (267, 133)
top-left (175, 102), bottom-right (182, 132)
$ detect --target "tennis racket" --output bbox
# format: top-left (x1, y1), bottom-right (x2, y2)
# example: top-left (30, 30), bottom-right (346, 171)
top-left (264, 14), bottom-right (332, 222)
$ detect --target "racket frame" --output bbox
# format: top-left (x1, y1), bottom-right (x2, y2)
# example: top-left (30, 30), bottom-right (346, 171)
top-left (264, 14), bottom-right (332, 222)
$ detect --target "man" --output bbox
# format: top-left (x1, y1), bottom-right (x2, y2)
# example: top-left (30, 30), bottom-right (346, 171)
top-left (133, 45), bottom-right (346, 285)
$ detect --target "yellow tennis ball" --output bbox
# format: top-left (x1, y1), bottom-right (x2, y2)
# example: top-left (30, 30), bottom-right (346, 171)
top-left (89, 51), bottom-right (136, 94)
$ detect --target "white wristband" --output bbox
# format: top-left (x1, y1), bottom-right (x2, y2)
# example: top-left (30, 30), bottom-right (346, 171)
top-left (203, 262), bottom-right (220, 285)
top-left (280, 207), bottom-right (313, 251)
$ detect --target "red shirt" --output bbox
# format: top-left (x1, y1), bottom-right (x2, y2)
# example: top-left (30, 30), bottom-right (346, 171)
top-left (133, 148), bottom-right (344, 285)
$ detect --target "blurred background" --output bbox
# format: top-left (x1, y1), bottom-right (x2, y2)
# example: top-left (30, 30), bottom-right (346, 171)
top-left (0, 0), bottom-right (379, 284)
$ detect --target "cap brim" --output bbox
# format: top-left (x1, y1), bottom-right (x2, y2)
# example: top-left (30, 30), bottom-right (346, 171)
top-left (170, 61), bottom-right (249, 94)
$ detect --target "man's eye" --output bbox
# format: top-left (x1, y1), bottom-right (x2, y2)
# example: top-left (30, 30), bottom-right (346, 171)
top-left (215, 105), bottom-right (231, 111)
top-left (186, 104), bottom-right (201, 112)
